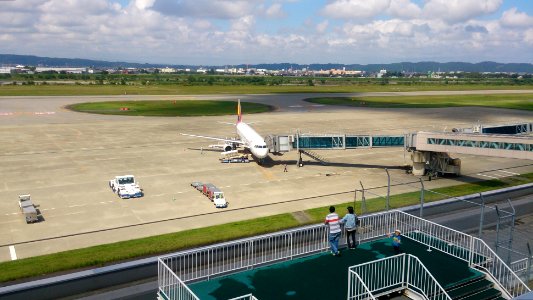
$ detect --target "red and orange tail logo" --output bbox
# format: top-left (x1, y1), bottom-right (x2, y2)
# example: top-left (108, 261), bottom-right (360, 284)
top-left (237, 99), bottom-right (242, 124)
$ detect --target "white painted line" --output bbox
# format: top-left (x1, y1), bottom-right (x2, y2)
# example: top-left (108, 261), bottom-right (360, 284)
top-left (310, 104), bottom-right (325, 107)
top-left (99, 201), bottom-right (107, 204)
top-left (288, 105), bottom-right (303, 108)
top-left (176, 192), bottom-right (183, 194)
top-left (494, 172), bottom-right (512, 178)
top-left (68, 204), bottom-right (86, 208)
top-left (499, 170), bottom-right (520, 175)
top-left (477, 173), bottom-right (500, 179)
top-left (9, 245), bottom-right (17, 260)
top-left (62, 211), bottom-right (84, 216)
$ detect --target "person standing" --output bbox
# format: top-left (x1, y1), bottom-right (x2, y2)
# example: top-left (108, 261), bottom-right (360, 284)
top-left (389, 229), bottom-right (402, 254)
top-left (340, 206), bottom-right (358, 249)
top-left (325, 206), bottom-right (341, 256)
top-left (283, 164), bottom-right (288, 172)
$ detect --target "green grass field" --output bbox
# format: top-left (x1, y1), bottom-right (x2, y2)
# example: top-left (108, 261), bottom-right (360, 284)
top-left (304, 94), bottom-right (533, 111)
top-left (1, 174), bottom-right (532, 283)
top-left (1, 83), bottom-right (533, 96)
top-left (68, 100), bottom-right (273, 116)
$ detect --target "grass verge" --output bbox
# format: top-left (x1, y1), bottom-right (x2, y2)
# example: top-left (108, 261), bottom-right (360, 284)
top-left (1, 174), bottom-right (532, 283)
top-left (304, 94), bottom-right (533, 111)
top-left (67, 100), bottom-right (273, 116)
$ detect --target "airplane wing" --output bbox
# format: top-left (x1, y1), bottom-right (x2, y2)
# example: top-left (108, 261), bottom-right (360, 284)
top-left (180, 133), bottom-right (246, 145)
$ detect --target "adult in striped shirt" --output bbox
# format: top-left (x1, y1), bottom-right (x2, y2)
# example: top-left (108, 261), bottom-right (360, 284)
top-left (325, 206), bottom-right (341, 256)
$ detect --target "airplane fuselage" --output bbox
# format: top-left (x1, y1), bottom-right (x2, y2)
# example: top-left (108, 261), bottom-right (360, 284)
top-left (236, 122), bottom-right (269, 159)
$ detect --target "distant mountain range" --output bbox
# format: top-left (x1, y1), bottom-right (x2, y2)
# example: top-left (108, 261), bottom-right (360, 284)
top-left (1, 54), bottom-right (532, 73)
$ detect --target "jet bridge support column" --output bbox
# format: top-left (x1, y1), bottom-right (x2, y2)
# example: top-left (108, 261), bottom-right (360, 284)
top-left (410, 151), bottom-right (461, 176)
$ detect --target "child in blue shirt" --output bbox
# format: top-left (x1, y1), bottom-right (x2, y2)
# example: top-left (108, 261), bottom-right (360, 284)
top-left (390, 229), bottom-right (401, 254)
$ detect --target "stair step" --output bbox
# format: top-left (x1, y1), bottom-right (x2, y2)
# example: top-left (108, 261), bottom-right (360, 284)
top-left (444, 273), bottom-right (486, 290)
top-left (447, 278), bottom-right (493, 299)
top-left (459, 288), bottom-right (501, 300)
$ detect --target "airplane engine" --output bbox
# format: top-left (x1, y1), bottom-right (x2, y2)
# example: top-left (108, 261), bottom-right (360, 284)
top-left (224, 144), bottom-right (233, 152)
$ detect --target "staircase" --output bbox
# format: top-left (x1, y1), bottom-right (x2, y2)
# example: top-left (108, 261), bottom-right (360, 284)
top-left (444, 274), bottom-right (505, 300)
top-left (299, 149), bottom-right (328, 165)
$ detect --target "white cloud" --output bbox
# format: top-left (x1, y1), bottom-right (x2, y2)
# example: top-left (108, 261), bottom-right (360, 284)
top-left (501, 8), bottom-right (533, 28)
top-left (0, 0), bottom-right (531, 64)
top-left (387, 0), bottom-right (421, 19)
top-left (322, 0), bottom-right (391, 19)
top-left (265, 3), bottom-right (286, 19)
top-left (422, 0), bottom-right (503, 23)
top-left (150, 0), bottom-right (261, 19)
top-left (316, 20), bottom-right (329, 33)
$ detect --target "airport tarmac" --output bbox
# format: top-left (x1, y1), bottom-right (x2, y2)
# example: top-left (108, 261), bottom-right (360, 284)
top-left (1, 91), bottom-right (533, 262)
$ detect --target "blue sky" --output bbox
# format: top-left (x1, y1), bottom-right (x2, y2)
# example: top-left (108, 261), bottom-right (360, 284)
top-left (1, 0), bottom-right (532, 65)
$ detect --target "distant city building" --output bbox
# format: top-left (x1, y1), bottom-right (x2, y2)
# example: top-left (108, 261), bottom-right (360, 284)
top-left (160, 67), bottom-right (176, 73)
top-left (35, 67), bottom-right (87, 74)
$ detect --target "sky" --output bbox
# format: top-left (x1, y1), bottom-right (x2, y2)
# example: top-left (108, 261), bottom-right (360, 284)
top-left (1, 0), bottom-right (533, 65)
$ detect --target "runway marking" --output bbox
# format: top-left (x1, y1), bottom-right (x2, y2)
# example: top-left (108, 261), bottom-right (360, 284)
top-left (62, 211), bottom-right (84, 216)
top-left (68, 204), bottom-right (86, 208)
top-left (310, 105), bottom-right (325, 107)
top-left (41, 208), bottom-right (55, 211)
top-left (9, 245), bottom-right (17, 260)
top-left (499, 170), bottom-right (520, 175)
top-left (477, 173), bottom-right (500, 179)
top-left (0, 111), bottom-right (56, 116)
top-left (288, 105), bottom-right (303, 108)
top-left (494, 172), bottom-right (513, 178)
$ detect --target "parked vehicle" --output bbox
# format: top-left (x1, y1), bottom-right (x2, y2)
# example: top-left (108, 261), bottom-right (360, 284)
top-left (18, 194), bottom-right (41, 223)
top-left (193, 182), bottom-right (228, 208)
top-left (109, 175), bottom-right (143, 199)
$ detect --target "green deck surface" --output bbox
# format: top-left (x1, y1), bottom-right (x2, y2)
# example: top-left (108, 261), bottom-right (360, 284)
top-left (189, 238), bottom-right (484, 300)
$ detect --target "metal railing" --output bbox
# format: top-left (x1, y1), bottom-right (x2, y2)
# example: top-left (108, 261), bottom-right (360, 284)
top-left (227, 294), bottom-right (259, 300)
top-left (158, 223), bottom-right (330, 286)
top-left (158, 261), bottom-right (199, 300)
top-left (158, 210), bottom-right (530, 300)
top-left (347, 270), bottom-right (376, 300)
top-left (348, 254), bottom-right (450, 300)
top-left (358, 210), bottom-right (530, 298)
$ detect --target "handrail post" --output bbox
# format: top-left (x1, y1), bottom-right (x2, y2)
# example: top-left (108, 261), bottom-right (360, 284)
top-left (385, 168), bottom-right (390, 211)
top-left (479, 193), bottom-right (485, 239)
top-left (359, 181), bottom-right (367, 214)
top-left (525, 242), bottom-right (533, 282)
top-left (419, 177), bottom-right (424, 218)
top-left (469, 236), bottom-right (474, 267)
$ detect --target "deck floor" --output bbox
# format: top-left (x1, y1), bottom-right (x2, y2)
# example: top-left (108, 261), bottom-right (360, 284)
top-left (189, 237), bottom-right (483, 299)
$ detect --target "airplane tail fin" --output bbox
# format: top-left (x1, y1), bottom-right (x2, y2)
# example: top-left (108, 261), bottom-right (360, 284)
top-left (237, 99), bottom-right (242, 124)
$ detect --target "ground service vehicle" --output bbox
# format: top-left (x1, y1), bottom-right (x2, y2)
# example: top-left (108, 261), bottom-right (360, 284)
top-left (18, 194), bottom-right (40, 223)
top-left (109, 175), bottom-right (143, 199)
top-left (196, 182), bottom-right (228, 208)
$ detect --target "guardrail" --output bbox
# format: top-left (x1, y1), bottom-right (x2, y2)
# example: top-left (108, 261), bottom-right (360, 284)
top-left (158, 261), bottom-right (199, 300)
top-left (348, 254), bottom-right (450, 300)
top-left (358, 210), bottom-right (530, 298)
top-left (158, 210), bottom-right (529, 300)
top-left (347, 270), bottom-right (375, 300)
top-left (227, 294), bottom-right (259, 300)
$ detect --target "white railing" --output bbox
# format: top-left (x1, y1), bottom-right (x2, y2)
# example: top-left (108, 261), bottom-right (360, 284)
top-left (158, 223), bottom-right (330, 285)
top-left (348, 254), bottom-right (450, 300)
top-left (158, 210), bottom-right (530, 300)
top-left (510, 257), bottom-right (528, 274)
top-left (158, 261), bottom-right (200, 300)
top-left (347, 270), bottom-right (376, 300)
top-left (227, 294), bottom-right (259, 300)
top-left (358, 210), bottom-right (530, 298)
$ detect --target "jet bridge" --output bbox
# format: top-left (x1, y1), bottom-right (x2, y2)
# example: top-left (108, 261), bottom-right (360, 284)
top-left (407, 131), bottom-right (533, 175)
top-left (265, 122), bottom-right (533, 175)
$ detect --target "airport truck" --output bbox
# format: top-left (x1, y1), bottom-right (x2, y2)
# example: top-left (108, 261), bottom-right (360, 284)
top-left (18, 194), bottom-right (41, 223)
top-left (196, 182), bottom-right (228, 208)
top-left (109, 175), bottom-right (143, 199)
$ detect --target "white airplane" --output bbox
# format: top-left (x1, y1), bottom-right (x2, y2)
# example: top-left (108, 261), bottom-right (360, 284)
top-left (180, 100), bottom-right (269, 161)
